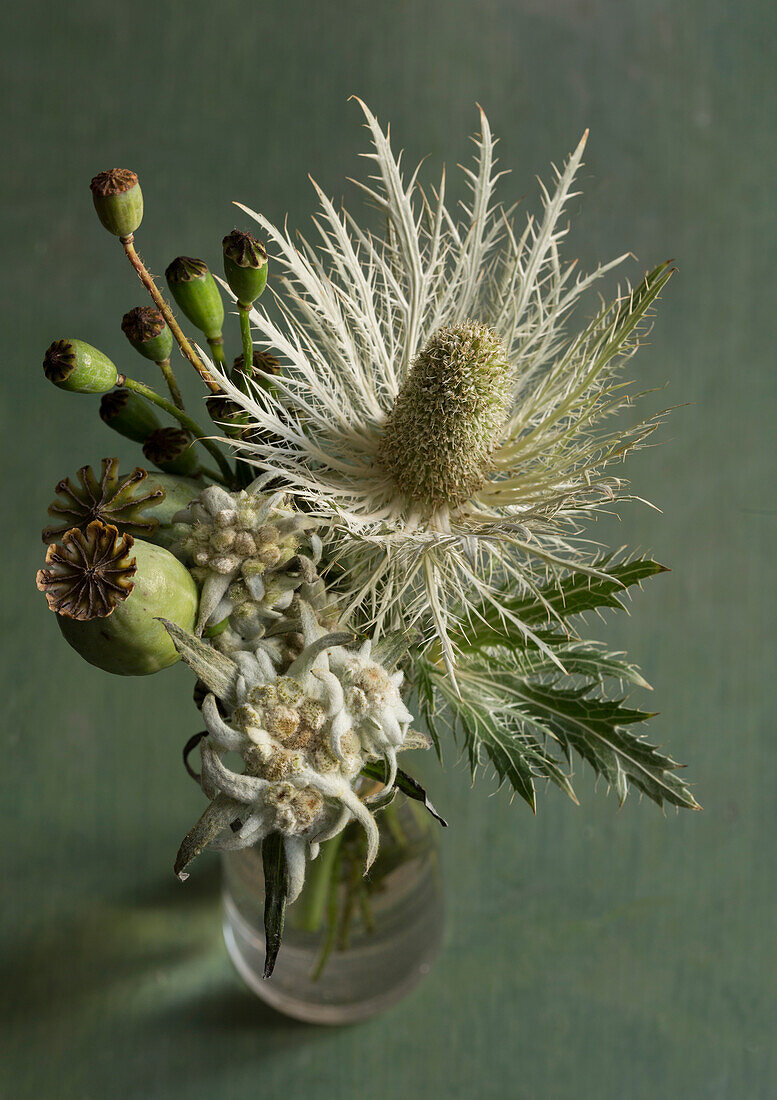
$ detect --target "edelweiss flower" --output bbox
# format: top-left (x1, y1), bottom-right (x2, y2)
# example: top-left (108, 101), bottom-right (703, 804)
top-left (215, 101), bottom-right (672, 674)
top-left (173, 600), bottom-right (417, 903)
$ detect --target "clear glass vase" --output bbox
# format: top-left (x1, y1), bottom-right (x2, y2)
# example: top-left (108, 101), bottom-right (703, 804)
top-left (221, 795), bottom-right (444, 1024)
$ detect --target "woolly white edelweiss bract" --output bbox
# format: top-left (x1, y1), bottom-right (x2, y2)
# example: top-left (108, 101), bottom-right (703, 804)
top-left (212, 101), bottom-right (673, 677)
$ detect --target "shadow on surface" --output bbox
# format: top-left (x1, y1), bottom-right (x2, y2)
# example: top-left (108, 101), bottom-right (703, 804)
top-left (0, 863), bottom-right (304, 1036)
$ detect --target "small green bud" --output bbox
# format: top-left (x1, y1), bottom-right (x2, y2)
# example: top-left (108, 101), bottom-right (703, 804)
top-left (165, 257), bottom-right (224, 340)
top-left (222, 229), bottom-right (268, 307)
top-left (43, 339), bottom-right (118, 394)
top-left (143, 427), bottom-right (200, 477)
top-left (38, 521), bottom-right (198, 675)
top-left (100, 389), bottom-right (162, 443)
top-left (121, 306), bottom-right (174, 363)
top-left (90, 169), bottom-right (143, 237)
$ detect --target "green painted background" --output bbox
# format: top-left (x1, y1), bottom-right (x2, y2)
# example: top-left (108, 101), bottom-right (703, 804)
top-left (2, 1), bottom-right (774, 1096)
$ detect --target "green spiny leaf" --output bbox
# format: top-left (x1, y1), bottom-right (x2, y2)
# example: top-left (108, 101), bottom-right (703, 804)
top-left (421, 659), bottom-right (577, 809)
top-left (514, 681), bottom-right (699, 810)
top-left (456, 556), bottom-right (668, 653)
top-left (503, 642), bottom-right (651, 689)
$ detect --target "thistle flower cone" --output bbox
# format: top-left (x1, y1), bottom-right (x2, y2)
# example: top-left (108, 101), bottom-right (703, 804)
top-left (379, 321), bottom-right (511, 511)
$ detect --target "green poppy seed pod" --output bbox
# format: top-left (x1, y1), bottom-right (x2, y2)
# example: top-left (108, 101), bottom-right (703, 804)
top-left (205, 393), bottom-right (250, 436)
top-left (90, 169), bottom-right (143, 237)
top-left (222, 229), bottom-right (268, 307)
top-left (143, 427), bottom-right (200, 477)
top-left (43, 339), bottom-right (118, 394)
top-left (100, 389), bottom-right (162, 443)
top-left (141, 474), bottom-right (201, 551)
top-left (121, 306), bottom-right (174, 363)
top-left (165, 257), bottom-right (224, 340)
top-left (39, 522), bottom-right (198, 675)
top-left (232, 349), bottom-right (281, 394)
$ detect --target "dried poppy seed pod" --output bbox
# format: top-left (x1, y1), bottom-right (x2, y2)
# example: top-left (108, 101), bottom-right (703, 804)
top-left (143, 427), bottom-right (200, 477)
top-left (90, 169), bottom-right (143, 237)
top-left (121, 306), bottom-right (174, 364)
top-left (38, 521), bottom-right (198, 675)
top-left (223, 230), bottom-right (268, 307)
top-left (37, 521), bottom-right (137, 620)
top-left (100, 389), bottom-right (162, 443)
top-left (42, 458), bottom-right (164, 543)
top-left (43, 339), bottom-right (118, 394)
top-left (165, 257), bottom-right (225, 341)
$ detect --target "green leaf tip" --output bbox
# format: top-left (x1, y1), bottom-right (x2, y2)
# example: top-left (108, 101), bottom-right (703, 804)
top-left (262, 833), bottom-right (289, 979)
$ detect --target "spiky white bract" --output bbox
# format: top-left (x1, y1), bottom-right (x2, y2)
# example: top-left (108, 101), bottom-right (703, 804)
top-left (214, 101), bottom-right (671, 675)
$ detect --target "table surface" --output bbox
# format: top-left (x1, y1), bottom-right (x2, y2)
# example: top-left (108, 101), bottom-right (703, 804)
top-left (2, 2), bottom-right (775, 1097)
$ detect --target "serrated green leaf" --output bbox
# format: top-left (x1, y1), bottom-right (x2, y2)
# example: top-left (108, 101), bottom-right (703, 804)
top-left (420, 659), bottom-right (577, 809)
top-left (414, 658), bottom-right (443, 758)
top-left (514, 681), bottom-right (699, 810)
top-left (505, 642), bottom-right (651, 689)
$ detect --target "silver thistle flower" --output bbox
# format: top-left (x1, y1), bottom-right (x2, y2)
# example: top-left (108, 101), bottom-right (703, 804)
top-left (213, 101), bottom-right (672, 677)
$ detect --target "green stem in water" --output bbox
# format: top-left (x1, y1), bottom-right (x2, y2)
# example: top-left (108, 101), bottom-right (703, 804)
top-left (238, 304), bottom-right (253, 371)
top-left (156, 358), bottom-right (185, 410)
top-left (358, 879), bottom-right (376, 934)
top-left (119, 234), bottom-right (221, 394)
top-left (337, 855), bottom-right (362, 951)
top-left (311, 841), bottom-right (345, 982)
top-left (383, 799), bottom-right (408, 848)
top-left (118, 375), bottom-right (234, 487)
top-left (294, 831), bottom-right (345, 934)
